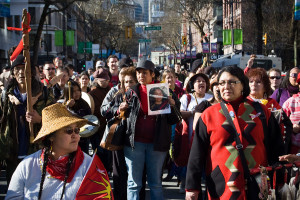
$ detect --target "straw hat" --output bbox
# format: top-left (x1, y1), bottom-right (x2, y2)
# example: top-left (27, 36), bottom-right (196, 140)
top-left (33, 103), bottom-right (88, 143)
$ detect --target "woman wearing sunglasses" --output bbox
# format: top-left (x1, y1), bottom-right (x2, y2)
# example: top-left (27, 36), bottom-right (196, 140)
top-left (270, 67), bottom-right (300, 106)
top-left (5, 103), bottom-right (93, 200)
top-left (268, 68), bottom-right (282, 94)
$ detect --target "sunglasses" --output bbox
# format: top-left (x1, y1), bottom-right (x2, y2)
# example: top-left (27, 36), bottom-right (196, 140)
top-left (65, 127), bottom-right (80, 135)
top-left (290, 73), bottom-right (298, 78)
top-left (269, 76), bottom-right (281, 80)
top-left (46, 68), bottom-right (55, 71)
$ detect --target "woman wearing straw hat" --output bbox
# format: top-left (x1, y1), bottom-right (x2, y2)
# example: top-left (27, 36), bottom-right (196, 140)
top-left (5, 103), bottom-right (93, 200)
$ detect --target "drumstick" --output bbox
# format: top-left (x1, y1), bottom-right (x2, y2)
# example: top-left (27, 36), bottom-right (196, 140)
top-left (68, 81), bottom-right (71, 101)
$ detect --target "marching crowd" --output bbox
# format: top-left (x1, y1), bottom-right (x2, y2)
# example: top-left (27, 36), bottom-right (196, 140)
top-left (0, 49), bottom-right (300, 200)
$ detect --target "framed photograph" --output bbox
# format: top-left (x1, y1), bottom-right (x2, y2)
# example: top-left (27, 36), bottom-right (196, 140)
top-left (146, 83), bottom-right (171, 115)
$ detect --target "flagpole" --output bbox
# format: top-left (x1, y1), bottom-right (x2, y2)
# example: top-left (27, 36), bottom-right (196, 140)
top-left (22, 9), bottom-right (34, 143)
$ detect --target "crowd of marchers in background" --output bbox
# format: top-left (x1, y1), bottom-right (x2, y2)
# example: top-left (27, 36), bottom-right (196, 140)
top-left (1, 46), bottom-right (300, 200)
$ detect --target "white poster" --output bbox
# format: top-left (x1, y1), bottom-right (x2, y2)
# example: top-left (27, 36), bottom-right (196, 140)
top-left (146, 83), bottom-right (171, 115)
top-left (92, 44), bottom-right (100, 54)
top-left (10, 0), bottom-right (28, 16)
top-left (85, 61), bottom-right (93, 70)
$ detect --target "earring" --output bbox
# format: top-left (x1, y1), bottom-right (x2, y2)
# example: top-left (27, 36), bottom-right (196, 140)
top-left (241, 91), bottom-right (244, 95)
top-left (50, 141), bottom-right (53, 153)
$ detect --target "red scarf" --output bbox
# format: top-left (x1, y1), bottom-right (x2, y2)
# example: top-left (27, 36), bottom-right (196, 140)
top-left (41, 147), bottom-right (84, 183)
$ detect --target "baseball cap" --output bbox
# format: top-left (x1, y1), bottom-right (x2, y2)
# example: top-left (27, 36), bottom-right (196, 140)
top-left (118, 57), bottom-right (133, 68)
top-left (96, 60), bottom-right (105, 68)
top-left (191, 59), bottom-right (203, 73)
top-left (136, 60), bottom-right (155, 72)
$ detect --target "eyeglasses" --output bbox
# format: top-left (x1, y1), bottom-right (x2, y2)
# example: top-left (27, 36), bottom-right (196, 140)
top-left (45, 68), bottom-right (55, 71)
top-left (218, 80), bottom-right (241, 86)
top-left (65, 127), bottom-right (80, 135)
top-left (269, 76), bottom-right (281, 80)
top-left (290, 73), bottom-right (298, 78)
top-left (249, 80), bottom-right (262, 85)
top-left (194, 80), bottom-right (206, 84)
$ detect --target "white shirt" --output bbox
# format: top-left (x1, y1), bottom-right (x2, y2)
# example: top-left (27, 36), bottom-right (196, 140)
top-left (180, 93), bottom-right (213, 141)
top-left (5, 150), bottom-right (92, 200)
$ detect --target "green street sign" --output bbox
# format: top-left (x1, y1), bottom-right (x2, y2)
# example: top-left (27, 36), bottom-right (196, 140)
top-left (138, 39), bottom-right (151, 43)
top-left (144, 26), bottom-right (161, 31)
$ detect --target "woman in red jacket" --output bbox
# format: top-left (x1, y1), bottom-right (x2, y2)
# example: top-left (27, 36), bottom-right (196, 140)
top-left (186, 66), bottom-right (285, 200)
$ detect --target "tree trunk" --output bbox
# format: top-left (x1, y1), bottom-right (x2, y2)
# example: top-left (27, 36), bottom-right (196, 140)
top-left (255, 0), bottom-right (263, 54)
top-left (32, 3), bottom-right (50, 66)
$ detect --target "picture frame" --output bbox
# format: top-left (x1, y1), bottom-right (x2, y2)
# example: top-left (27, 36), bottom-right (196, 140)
top-left (146, 83), bottom-right (171, 115)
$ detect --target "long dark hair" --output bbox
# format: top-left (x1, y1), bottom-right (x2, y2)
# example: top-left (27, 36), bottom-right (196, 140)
top-left (38, 134), bottom-right (75, 200)
top-left (63, 80), bottom-right (81, 102)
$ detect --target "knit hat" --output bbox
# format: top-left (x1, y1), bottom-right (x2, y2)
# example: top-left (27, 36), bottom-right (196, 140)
top-left (33, 103), bottom-right (88, 143)
top-left (136, 60), bottom-right (155, 72)
top-left (92, 68), bottom-right (110, 80)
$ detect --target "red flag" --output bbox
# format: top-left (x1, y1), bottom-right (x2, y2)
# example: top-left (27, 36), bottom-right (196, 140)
top-left (7, 12), bottom-right (31, 61)
top-left (76, 154), bottom-right (114, 200)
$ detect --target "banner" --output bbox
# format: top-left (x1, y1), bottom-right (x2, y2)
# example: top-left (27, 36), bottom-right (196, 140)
top-left (223, 29), bottom-right (243, 45)
top-left (202, 43), bottom-right (209, 53)
top-left (176, 53), bottom-right (181, 59)
top-left (66, 30), bottom-right (74, 46)
top-left (76, 153), bottom-right (114, 200)
top-left (192, 51), bottom-right (196, 58)
top-left (296, 0), bottom-right (300, 20)
top-left (168, 54), bottom-right (174, 60)
top-left (55, 30), bottom-right (63, 46)
top-left (181, 53), bottom-right (185, 59)
top-left (211, 43), bottom-right (217, 53)
top-left (234, 29), bottom-right (243, 45)
top-left (223, 30), bottom-right (232, 45)
top-left (186, 51), bottom-right (191, 59)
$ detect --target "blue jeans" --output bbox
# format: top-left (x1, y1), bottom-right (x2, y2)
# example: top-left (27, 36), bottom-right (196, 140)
top-left (124, 142), bottom-right (167, 200)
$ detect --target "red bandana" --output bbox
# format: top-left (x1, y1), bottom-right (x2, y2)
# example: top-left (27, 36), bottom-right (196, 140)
top-left (41, 147), bottom-right (84, 183)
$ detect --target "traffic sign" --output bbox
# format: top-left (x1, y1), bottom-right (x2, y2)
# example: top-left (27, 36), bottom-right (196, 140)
top-left (144, 26), bottom-right (161, 31)
top-left (138, 39), bottom-right (151, 43)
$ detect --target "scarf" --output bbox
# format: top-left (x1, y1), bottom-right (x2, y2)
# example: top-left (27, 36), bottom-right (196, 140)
top-left (287, 85), bottom-right (299, 96)
top-left (41, 147), bottom-right (84, 183)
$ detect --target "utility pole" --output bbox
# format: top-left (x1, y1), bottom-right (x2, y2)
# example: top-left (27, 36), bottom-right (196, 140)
top-left (62, 7), bottom-right (66, 57)
top-left (230, 0), bottom-right (234, 53)
top-left (189, 22), bottom-right (192, 70)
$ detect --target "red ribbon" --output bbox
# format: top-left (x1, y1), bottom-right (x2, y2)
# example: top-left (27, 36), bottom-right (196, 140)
top-left (7, 12), bottom-right (31, 61)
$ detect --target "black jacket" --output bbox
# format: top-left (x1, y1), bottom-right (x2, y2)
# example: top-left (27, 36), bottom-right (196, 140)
top-left (123, 84), bottom-right (181, 151)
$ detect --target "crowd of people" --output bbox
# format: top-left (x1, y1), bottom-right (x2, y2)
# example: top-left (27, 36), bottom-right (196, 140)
top-left (0, 49), bottom-right (300, 200)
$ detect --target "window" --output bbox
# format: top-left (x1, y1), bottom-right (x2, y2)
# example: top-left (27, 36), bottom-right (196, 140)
top-left (0, 17), bottom-right (4, 29)
top-left (28, 7), bottom-right (35, 24)
top-left (44, 34), bottom-right (52, 52)
top-left (7, 16), bottom-right (13, 27)
top-left (14, 16), bottom-right (21, 35)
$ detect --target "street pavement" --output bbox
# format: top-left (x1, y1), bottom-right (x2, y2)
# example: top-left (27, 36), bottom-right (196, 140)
top-left (0, 169), bottom-right (186, 200)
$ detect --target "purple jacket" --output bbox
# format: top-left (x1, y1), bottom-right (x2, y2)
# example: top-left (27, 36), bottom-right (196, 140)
top-left (270, 88), bottom-right (291, 107)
